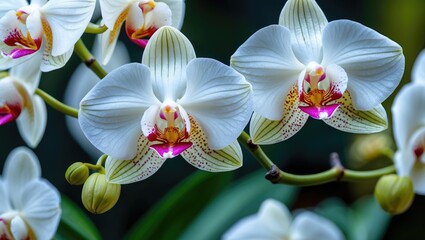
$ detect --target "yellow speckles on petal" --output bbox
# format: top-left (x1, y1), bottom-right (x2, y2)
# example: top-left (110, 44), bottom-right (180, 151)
top-left (41, 17), bottom-right (53, 55)
top-left (109, 7), bottom-right (130, 45)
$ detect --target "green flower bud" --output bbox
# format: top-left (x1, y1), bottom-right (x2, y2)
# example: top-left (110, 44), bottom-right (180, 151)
top-left (82, 173), bottom-right (121, 214)
top-left (65, 162), bottom-right (89, 185)
top-left (374, 174), bottom-right (414, 215)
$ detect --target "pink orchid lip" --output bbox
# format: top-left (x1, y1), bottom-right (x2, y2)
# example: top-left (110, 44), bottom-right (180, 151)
top-left (0, 103), bottom-right (22, 125)
top-left (299, 104), bottom-right (340, 120)
top-left (3, 27), bottom-right (42, 59)
top-left (126, 27), bottom-right (157, 48)
top-left (150, 142), bottom-right (193, 158)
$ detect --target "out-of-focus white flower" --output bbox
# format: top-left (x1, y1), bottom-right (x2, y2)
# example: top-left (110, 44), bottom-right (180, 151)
top-left (0, 147), bottom-right (61, 240)
top-left (392, 49), bottom-right (425, 195)
top-left (231, 0), bottom-right (404, 145)
top-left (223, 199), bottom-right (344, 240)
top-left (0, 54), bottom-right (45, 148)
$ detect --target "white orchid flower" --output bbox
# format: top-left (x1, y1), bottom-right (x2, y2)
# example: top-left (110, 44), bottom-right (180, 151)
top-left (79, 26), bottom-right (253, 184)
top-left (231, 0), bottom-right (404, 145)
top-left (0, 147), bottom-right (61, 240)
top-left (223, 199), bottom-right (344, 240)
top-left (0, 54), bottom-right (46, 148)
top-left (64, 37), bottom-right (130, 160)
top-left (99, 0), bottom-right (185, 64)
top-left (0, 0), bottom-right (96, 72)
top-left (392, 49), bottom-right (425, 195)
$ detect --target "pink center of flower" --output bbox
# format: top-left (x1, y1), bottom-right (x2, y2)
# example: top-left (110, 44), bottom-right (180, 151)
top-left (2, 11), bottom-right (42, 59)
top-left (148, 105), bottom-right (192, 158)
top-left (0, 103), bottom-right (22, 126)
top-left (298, 62), bottom-right (343, 119)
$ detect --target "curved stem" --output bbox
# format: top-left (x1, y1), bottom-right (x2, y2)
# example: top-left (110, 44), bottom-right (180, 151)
top-left (35, 88), bottom-right (78, 118)
top-left (238, 131), bottom-right (396, 186)
top-left (85, 23), bottom-right (108, 34)
top-left (74, 39), bottom-right (108, 79)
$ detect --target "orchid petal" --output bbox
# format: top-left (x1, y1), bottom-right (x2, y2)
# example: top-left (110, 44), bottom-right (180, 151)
top-left (99, 10), bottom-right (128, 65)
top-left (99, 0), bottom-right (132, 30)
top-left (17, 95), bottom-right (46, 148)
top-left (10, 216), bottom-right (28, 240)
top-left (162, 0), bottom-right (185, 29)
top-left (412, 49), bottom-right (425, 84)
top-left (322, 20), bottom-right (404, 111)
top-left (179, 58), bottom-right (252, 149)
top-left (393, 150), bottom-right (415, 179)
top-left (79, 63), bottom-right (160, 160)
top-left (19, 180), bottom-right (61, 240)
top-left (3, 147), bottom-right (41, 208)
top-left (0, 1), bottom-right (27, 17)
top-left (0, 180), bottom-right (11, 212)
top-left (9, 51), bottom-right (42, 93)
top-left (0, 78), bottom-right (24, 126)
top-left (25, 9), bottom-right (43, 43)
top-left (42, 0), bottom-right (96, 56)
top-left (231, 25), bottom-right (304, 120)
top-left (106, 135), bottom-right (166, 184)
top-left (250, 84), bottom-right (309, 144)
top-left (323, 91), bottom-right (387, 133)
top-left (391, 83), bottom-right (425, 148)
top-left (40, 46), bottom-right (73, 72)
top-left (142, 26), bottom-right (196, 101)
top-left (279, 0), bottom-right (327, 64)
top-left (291, 211), bottom-right (344, 240)
top-left (181, 116), bottom-right (242, 172)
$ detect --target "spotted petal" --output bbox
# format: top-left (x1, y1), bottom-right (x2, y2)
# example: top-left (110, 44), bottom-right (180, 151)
top-left (323, 91), bottom-right (387, 133)
top-left (180, 116), bottom-right (242, 172)
top-left (250, 84), bottom-right (308, 144)
top-left (105, 135), bottom-right (166, 184)
top-left (142, 26), bottom-right (196, 101)
top-left (42, 0), bottom-right (96, 56)
top-left (322, 20), bottom-right (404, 111)
top-left (279, 0), bottom-right (328, 64)
top-left (79, 63), bottom-right (160, 160)
top-left (17, 94), bottom-right (47, 148)
top-left (231, 25), bottom-right (304, 121)
top-left (412, 49), bottom-right (425, 84)
top-left (179, 58), bottom-right (253, 150)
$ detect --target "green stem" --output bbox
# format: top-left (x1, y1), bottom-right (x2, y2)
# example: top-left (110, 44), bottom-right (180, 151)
top-left (238, 131), bottom-right (396, 186)
top-left (85, 23), bottom-right (108, 34)
top-left (74, 39), bottom-right (107, 79)
top-left (35, 88), bottom-right (78, 118)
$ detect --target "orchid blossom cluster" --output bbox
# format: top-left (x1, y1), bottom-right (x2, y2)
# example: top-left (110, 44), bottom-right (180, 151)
top-left (0, 0), bottom-right (423, 238)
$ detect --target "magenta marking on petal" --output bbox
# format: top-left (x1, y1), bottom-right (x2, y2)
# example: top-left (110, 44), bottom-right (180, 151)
top-left (8, 48), bottom-right (37, 59)
top-left (0, 103), bottom-right (22, 125)
top-left (150, 142), bottom-right (193, 158)
top-left (299, 104), bottom-right (340, 120)
top-left (131, 38), bottom-right (149, 48)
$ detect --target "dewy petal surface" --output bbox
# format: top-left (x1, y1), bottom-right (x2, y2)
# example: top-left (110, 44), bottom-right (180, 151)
top-left (231, 25), bottom-right (304, 120)
top-left (323, 91), bottom-right (387, 133)
top-left (17, 95), bottom-right (47, 148)
top-left (19, 180), bottom-right (61, 240)
top-left (178, 58), bottom-right (253, 150)
top-left (250, 84), bottom-right (309, 145)
top-left (42, 0), bottom-right (96, 56)
top-left (322, 20), bottom-right (404, 111)
top-left (392, 83), bottom-right (425, 148)
top-left (412, 49), bottom-right (425, 84)
top-left (3, 147), bottom-right (41, 208)
top-left (290, 211), bottom-right (344, 240)
top-left (181, 116), bottom-right (242, 172)
top-left (279, 0), bottom-right (328, 64)
top-left (79, 63), bottom-right (160, 160)
top-left (106, 135), bottom-right (166, 184)
top-left (142, 26), bottom-right (196, 101)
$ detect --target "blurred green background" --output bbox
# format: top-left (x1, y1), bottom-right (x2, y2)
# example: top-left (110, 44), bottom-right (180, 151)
top-left (1, 0), bottom-right (425, 239)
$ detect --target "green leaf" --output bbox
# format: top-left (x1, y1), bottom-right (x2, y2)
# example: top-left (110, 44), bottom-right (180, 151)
top-left (179, 170), bottom-right (298, 240)
top-left (124, 171), bottom-right (233, 240)
top-left (55, 195), bottom-right (101, 240)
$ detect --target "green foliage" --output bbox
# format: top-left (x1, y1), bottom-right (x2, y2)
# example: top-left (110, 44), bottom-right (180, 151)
top-left (55, 195), bottom-right (102, 240)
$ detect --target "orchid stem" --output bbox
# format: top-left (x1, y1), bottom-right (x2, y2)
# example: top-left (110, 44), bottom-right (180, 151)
top-left (85, 23), bottom-right (108, 34)
top-left (35, 88), bottom-right (78, 118)
top-left (74, 39), bottom-right (107, 79)
top-left (238, 131), bottom-right (396, 186)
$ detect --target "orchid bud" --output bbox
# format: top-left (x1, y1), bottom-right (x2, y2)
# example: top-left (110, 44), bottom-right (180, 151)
top-left (81, 173), bottom-right (121, 214)
top-left (374, 174), bottom-right (414, 215)
top-left (65, 162), bottom-right (89, 185)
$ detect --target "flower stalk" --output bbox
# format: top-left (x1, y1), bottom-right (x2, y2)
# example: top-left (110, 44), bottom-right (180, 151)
top-left (85, 23), bottom-right (108, 34)
top-left (74, 39), bottom-right (108, 79)
top-left (35, 88), bottom-right (79, 118)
